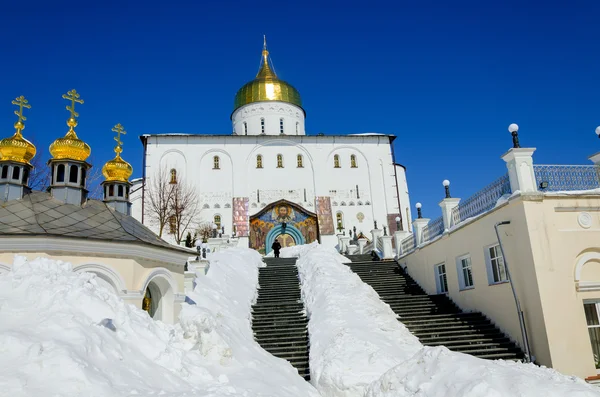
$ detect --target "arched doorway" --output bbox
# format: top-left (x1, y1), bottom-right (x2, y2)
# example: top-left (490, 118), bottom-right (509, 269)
top-left (265, 223), bottom-right (305, 254)
top-left (140, 271), bottom-right (176, 323)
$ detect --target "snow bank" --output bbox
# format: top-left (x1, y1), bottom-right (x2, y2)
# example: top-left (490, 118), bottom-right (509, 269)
top-left (0, 250), bottom-right (319, 397)
top-left (294, 243), bottom-right (600, 397)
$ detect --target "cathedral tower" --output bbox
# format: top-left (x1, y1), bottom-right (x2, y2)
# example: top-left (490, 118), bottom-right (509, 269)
top-left (48, 89), bottom-right (92, 205)
top-left (231, 37), bottom-right (305, 136)
top-left (0, 96), bottom-right (36, 201)
top-left (101, 123), bottom-right (133, 215)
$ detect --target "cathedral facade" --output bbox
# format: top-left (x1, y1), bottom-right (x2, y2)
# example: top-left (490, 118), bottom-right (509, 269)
top-left (131, 42), bottom-right (411, 253)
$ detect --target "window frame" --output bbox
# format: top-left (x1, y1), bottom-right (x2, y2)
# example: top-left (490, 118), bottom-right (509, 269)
top-left (484, 243), bottom-right (509, 285)
top-left (256, 154), bottom-right (263, 169)
top-left (333, 154), bottom-right (341, 168)
top-left (297, 154), bottom-right (303, 168)
top-left (456, 253), bottom-right (474, 290)
top-left (260, 118), bottom-right (265, 134)
top-left (350, 154), bottom-right (358, 168)
top-left (276, 154), bottom-right (284, 168)
top-left (170, 169), bottom-right (177, 184)
top-left (214, 214), bottom-right (221, 229)
top-left (244, 122), bottom-right (248, 135)
top-left (435, 263), bottom-right (448, 294)
top-left (583, 300), bottom-right (600, 372)
top-left (213, 156), bottom-right (220, 170)
top-left (279, 118), bottom-right (284, 134)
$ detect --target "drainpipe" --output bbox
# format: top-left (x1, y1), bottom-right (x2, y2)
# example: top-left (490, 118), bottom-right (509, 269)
top-left (495, 221), bottom-right (532, 363)
top-left (389, 138), bottom-right (404, 231)
top-left (140, 135), bottom-right (148, 224)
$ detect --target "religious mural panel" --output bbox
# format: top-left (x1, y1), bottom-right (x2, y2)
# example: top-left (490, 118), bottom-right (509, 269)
top-left (232, 197), bottom-right (249, 237)
top-left (315, 196), bottom-right (335, 235)
top-left (249, 200), bottom-right (318, 254)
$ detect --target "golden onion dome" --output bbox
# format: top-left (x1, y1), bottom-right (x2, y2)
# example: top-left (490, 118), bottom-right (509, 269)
top-left (233, 41), bottom-right (302, 113)
top-left (0, 121), bottom-right (37, 165)
top-left (102, 147), bottom-right (133, 182)
top-left (49, 117), bottom-right (91, 162)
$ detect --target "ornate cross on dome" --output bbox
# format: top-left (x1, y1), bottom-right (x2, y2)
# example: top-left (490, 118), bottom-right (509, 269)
top-left (12, 96), bottom-right (31, 125)
top-left (112, 123), bottom-right (126, 153)
top-left (62, 89), bottom-right (84, 119)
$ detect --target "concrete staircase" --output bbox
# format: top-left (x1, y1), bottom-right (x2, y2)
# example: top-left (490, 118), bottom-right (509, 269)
top-left (251, 257), bottom-right (310, 380)
top-left (345, 256), bottom-right (524, 360)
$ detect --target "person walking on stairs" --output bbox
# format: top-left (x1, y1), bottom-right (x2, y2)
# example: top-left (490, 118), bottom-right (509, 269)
top-left (272, 239), bottom-right (282, 258)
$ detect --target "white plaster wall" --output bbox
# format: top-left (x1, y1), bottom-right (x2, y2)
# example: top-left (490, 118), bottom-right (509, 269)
top-left (232, 101), bottom-right (305, 136)
top-left (396, 165), bottom-right (412, 232)
top-left (133, 134), bottom-right (405, 249)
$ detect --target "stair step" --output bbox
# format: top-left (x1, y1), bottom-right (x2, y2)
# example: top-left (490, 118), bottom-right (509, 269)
top-left (257, 335), bottom-right (309, 344)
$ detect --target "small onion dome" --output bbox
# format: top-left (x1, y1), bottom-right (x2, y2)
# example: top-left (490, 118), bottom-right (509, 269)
top-left (233, 45), bottom-right (302, 113)
top-left (0, 121), bottom-right (37, 165)
top-left (102, 146), bottom-right (132, 182)
top-left (49, 117), bottom-right (91, 161)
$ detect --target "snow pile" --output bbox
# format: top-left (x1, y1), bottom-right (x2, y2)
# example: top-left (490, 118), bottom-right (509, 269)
top-left (294, 243), bottom-right (600, 397)
top-left (0, 250), bottom-right (319, 397)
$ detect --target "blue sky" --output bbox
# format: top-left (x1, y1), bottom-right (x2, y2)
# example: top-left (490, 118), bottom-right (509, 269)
top-left (1, 0), bottom-right (600, 217)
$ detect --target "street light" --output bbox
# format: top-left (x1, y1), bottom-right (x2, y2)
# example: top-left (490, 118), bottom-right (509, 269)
top-left (595, 126), bottom-right (600, 139)
top-left (508, 123), bottom-right (520, 148)
top-left (416, 202), bottom-right (422, 219)
top-left (443, 179), bottom-right (451, 198)
top-left (395, 216), bottom-right (401, 230)
top-left (211, 223), bottom-right (218, 238)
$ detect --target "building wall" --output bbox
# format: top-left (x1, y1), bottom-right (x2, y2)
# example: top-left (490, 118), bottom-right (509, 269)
top-left (0, 252), bottom-right (185, 324)
top-left (231, 101), bottom-right (306, 136)
top-left (398, 192), bottom-right (600, 379)
top-left (133, 134), bottom-right (410, 247)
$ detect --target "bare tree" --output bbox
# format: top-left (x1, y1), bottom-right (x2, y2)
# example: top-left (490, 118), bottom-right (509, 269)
top-left (170, 179), bottom-right (200, 245)
top-left (196, 222), bottom-right (213, 243)
top-left (144, 168), bottom-right (175, 237)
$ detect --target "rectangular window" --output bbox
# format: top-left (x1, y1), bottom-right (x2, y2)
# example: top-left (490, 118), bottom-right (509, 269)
top-left (584, 302), bottom-right (600, 369)
top-left (435, 263), bottom-right (448, 294)
top-left (487, 245), bottom-right (508, 283)
top-left (456, 254), bottom-right (474, 290)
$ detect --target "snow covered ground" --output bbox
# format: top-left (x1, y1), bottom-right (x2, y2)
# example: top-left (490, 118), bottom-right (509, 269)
top-left (289, 242), bottom-right (600, 397)
top-left (0, 250), bottom-right (319, 397)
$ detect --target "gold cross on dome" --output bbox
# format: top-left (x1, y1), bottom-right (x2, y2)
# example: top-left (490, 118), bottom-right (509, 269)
top-left (12, 95), bottom-right (31, 124)
top-left (62, 89), bottom-right (84, 119)
top-left (112, 123), bottom-right (126, 148)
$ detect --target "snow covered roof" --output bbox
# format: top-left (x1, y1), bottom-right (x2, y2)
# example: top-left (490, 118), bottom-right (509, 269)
top-left (0, 191), bottom-right (192, 254)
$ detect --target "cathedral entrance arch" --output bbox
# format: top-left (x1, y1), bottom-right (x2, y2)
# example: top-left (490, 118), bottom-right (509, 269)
top-left (249, 199), bottom-right (319, 255)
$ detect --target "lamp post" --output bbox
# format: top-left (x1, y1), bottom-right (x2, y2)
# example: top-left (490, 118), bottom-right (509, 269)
top-left (416, 202), bottom-right (422, 219)
top-left (596, 126), bottom-right (600, 139)
top-left (508, 123), bottom-right (520, 148)
top-left (395, 216), bottom-right (401, 231)
top-left (443, 179), bottom-right (451, 198)
top-left (211, 223), bottom-right (217, 238)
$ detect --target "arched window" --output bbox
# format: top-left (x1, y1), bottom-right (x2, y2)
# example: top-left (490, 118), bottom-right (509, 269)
top-left (126, 186), bottom-right (130, 199)
top-left (169, 215), bottom-right (176, 234)
top-left (22, 167), bottom-right (29, 184)
top-left (336, 212), bottom-right (344, 231)
top-left (0, 165), bottom-right (7, 179)
top-left (12, 166), bottom-right (20, 181)
top-left (109, 184), bottom-right (114, 196)
top-left (118, 185), bottom-right (124, 197)
top-left (280, 118), bottom-right (284, 134)
top-left (214, 215), bottom-right (221, 229)
top-left (350, 154), bottom-right (357, 168)
top-left (56, 164), bottom-right (65, 183)
top-left (80, 168), bottom-right (86, 187)
top-left (296, 122), bottom-right (299, 135)
top-left (260, 118), bottom-right (265, 134)
top-left (170, 169), bottom-right (177, 184)
top-left (69, 165), bottom-right (78, 183)
top-left (297, 154), bottom-right (303, 168)
top-left (277, 154), bottom-right (283, 168)
top-left (256, 154), bottom-right (263, 168)
top-left (334, 154), bottom-right (341, 168)
top-left (244, 122), bottom-right (248, 135)
top-left (213, 156), bottom-right (220, 169)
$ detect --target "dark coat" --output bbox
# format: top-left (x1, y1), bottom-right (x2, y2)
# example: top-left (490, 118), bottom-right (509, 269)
top-left (271, 241), bottom-right (282, 252)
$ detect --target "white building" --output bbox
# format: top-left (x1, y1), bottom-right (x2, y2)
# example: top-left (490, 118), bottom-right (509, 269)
top-left (131, 41), bottom-right (411, 254)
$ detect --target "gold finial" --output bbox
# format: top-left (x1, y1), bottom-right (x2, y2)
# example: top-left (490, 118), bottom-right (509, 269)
top-left (11, 95), bottom-right (31, 134)
top-left (62, 89), bottom-right (84, 130)
top-left (112, 123), bottom-right (126, 154)
top-left (262, 35), bottom-right (269, 59)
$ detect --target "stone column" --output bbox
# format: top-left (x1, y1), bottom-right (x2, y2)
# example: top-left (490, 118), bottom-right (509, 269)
top-left (340, 236), bottom-right (351, 254)
top-left (357, 238), bottom-right (368, 254)
top-left (502, 148), bottom-right (537, 193)
top-left (439, 198), bottom-right (461, 230)
top-left (371, 229), bottom-right (383, 249)
top-left (394, 230), bottom-right (410, 256)
top-left (381, 235), bottom-right (394, 260)
top-left (412, 218), bottom-right (430, 246)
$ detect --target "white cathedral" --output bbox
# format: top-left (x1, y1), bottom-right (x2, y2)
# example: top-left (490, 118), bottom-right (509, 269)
top-left (131, 41), bottom-right (411, 254)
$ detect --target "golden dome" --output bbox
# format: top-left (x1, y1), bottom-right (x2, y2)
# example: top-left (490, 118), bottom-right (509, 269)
top-left (0, 121), bottom-right (37, 165)
top-left (102, 147), bottom-right (133, 183)
top-left (233, 41), bottom-right (302, 113)
top-left (49, 117), bottom-right (91, 162)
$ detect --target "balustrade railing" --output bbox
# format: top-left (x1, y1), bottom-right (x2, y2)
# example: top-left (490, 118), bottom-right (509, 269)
top-left (451, 174), bottom-right (511, 224)
top-left (534, 165), bottom-right (600, 192)
top-left (401, 234), bottom-right (415, 254)
top-left (422, 216), bottom-right (444, 242)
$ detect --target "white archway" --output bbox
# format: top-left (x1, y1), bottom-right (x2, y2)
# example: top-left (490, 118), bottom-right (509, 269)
top-left (73, 263), bottom-right (127, 295)
top-left (575, 252), bottom-right (600, 291)
top-left (139, 268), bottom-right (177, 323)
